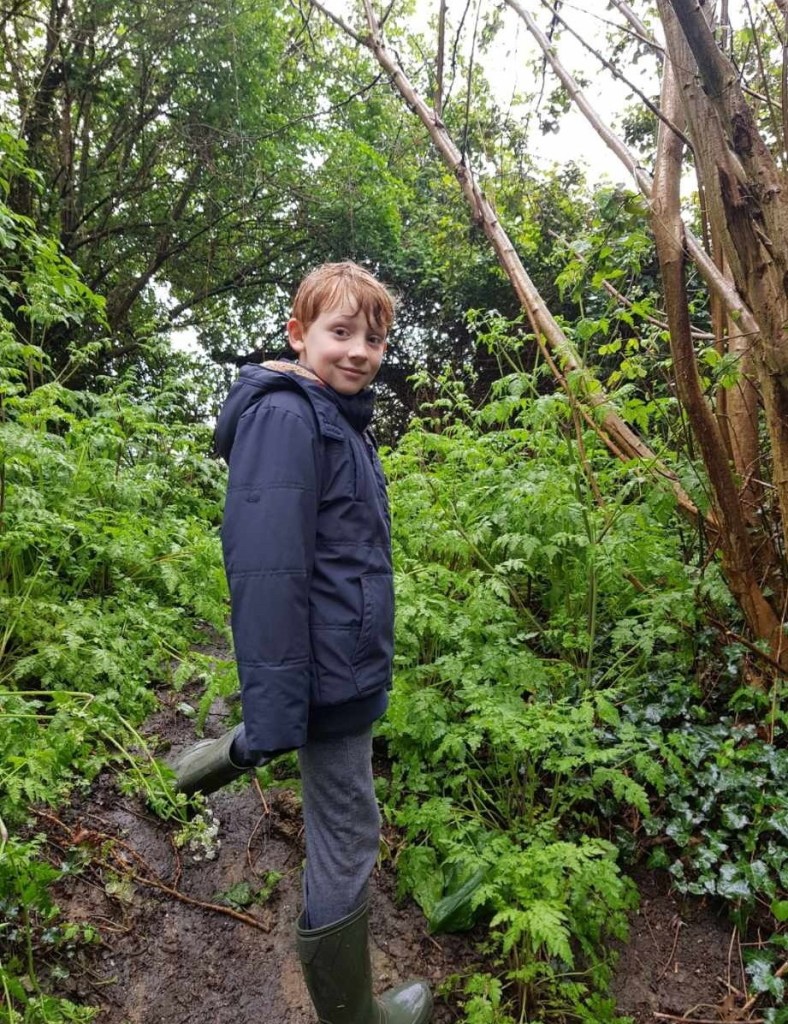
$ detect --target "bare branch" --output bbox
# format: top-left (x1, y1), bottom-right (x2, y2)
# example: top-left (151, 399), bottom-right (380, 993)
top-left (307, 0), bottom-right (366, 44)
top-left (503, 0), bottom-right (762, 354)
top-left (718, 0), bottom-right (731, 51)
top-left (379, 0), bottom-right (396, 29)
top-left (362, 0), bottom-right (380, 36)
top-left (539, 0), bottom-right (693, 150)
top-left (461, 0), bottom-right (482, 162)
top-left (436, 0), bottom-right (446, 118)
top-left (783, 0), bottom-right (788, 158)
top-left (446, 0), bottom-right (473, 112)
top-left (600, 278), bottom-right (715, 341)
top-left (607, 0), bottom-right (652, 43)
top-left (743, 0), bottom-right (783, 164)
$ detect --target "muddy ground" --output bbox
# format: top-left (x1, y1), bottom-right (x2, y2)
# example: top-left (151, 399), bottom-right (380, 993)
top-left (41, 674), bottom-right (751, 1024)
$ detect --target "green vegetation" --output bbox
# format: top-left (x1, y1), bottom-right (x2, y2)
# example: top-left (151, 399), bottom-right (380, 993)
top-left (2, 4), bottom-right (787, 1023)
top-left (0, 141), bottom-right (229, 1019)
top-left (378, 369), bottom-right (785, 1020)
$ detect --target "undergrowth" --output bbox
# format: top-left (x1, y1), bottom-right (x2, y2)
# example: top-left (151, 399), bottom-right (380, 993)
top-left (0, 138), bottom-right (230, 1021)
top-left (379, 371), bottom-right (786, 1023)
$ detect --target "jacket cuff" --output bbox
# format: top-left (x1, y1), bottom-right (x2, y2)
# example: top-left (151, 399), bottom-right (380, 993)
top-left (238, 662), bottom-right (310, 753)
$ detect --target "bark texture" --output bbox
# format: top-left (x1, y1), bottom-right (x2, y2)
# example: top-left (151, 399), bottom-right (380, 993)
top-left (652, 57), bottom-right (785, 664)
top-left (663, 0), bottom-right (788, 569)
top-left (660, 0), bottom-right (788, 654)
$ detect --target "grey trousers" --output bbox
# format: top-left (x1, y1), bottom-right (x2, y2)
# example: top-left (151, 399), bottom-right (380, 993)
top-left (298, 728), bottom-right (381, 929)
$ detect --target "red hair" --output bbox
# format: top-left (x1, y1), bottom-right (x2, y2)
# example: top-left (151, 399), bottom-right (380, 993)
top-left (291, 262), bottom-right (395, 332)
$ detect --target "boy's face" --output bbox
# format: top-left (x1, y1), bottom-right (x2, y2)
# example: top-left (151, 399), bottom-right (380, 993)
top-left (286, 305), bottom-right (388, 395)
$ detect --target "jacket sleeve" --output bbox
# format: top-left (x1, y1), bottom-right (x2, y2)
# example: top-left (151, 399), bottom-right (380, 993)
top-left (221, 399), bottom-right (320, 754)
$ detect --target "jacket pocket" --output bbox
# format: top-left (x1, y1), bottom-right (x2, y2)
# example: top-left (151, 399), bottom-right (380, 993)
top-left (352, 573), bottom-right (394, 691)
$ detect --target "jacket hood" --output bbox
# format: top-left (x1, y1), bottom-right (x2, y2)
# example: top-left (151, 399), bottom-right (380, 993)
top-left (214, 361), bottom-right (373, 462)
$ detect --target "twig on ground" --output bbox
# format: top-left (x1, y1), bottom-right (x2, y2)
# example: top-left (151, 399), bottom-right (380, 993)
top-left (717, 976), bottom-right (745, 998)
top-left (84, 974), bottom-right (119, 988)
top-left (32, 806), bottom-right (271, 933)
top-left (246, 813), bottom-right (269, 875)
top-left (253, 775), bottom-right (270, 815)
top-left (656, 914), bottom-right (684, 982)
top-left (109, 836), bottom-right (271, 933)
top-left (640, 904), bottom-right (660, 951)
top-left (654, 1015), bottom-right (763, 1023)
top-left (126, 868), bottom-right (270, 932)
top-left (726, 925), bottom-right (747, 1004)
top-left (86, 916), bottom-right (133, 935)
top-left (168, 832), bottom-right (183, 889)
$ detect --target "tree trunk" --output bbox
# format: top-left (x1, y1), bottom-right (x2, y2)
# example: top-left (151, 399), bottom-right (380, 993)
top-left (663, 0), bottom-right (788, 571)
top-left (652, 56), bottom-right (785, 665)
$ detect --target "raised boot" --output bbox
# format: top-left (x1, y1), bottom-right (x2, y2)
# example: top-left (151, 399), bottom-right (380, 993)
top-left (171, 725), bottom-right (267, 797)
top-left (296, 901), bottom-right (432, 1024)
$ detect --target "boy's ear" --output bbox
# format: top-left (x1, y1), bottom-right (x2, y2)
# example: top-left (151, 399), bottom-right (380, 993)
top-left (286, 318), bottom-right (305, 354)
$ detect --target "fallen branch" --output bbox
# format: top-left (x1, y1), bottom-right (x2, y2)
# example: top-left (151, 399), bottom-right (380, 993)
top-left (125, 866), bottom-right (271, 933)
top-left (654, 1015), bottom-right (763, 1024)
top-left (32, 808), bottom-right (271, 934)
top-left (655, 915), bottom-right (683, 983)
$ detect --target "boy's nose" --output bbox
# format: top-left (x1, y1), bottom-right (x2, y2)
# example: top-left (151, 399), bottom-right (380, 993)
top-left (348, 336), bottom-right (367, 360)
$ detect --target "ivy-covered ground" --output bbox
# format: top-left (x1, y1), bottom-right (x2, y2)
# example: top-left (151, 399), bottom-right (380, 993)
top-left (39, 663), bottom-right (740, 1024)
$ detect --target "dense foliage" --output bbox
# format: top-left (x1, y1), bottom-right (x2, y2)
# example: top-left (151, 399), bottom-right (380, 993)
top-left (2, 3), bottom-right (788, 1023)
top-left (379, 373), bottom-right (785, 1021)
top-left (0, 146), bottom-right (229, 1019)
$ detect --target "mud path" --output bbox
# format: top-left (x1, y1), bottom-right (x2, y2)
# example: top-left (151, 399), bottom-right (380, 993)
top-left (42, 668), bottom-right (744, 1023)
top-left (44, 680), bottom-right (479, 1024)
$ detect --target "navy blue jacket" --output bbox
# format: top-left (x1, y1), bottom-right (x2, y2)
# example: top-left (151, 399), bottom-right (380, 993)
top-left (214, 361), bottom-right (393, 754)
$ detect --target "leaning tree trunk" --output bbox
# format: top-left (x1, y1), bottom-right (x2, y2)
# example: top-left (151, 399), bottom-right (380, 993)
top-left (306, 0), bottom-right (703, 527)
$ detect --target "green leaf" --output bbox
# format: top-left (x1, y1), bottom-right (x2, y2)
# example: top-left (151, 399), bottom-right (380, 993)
top-left (217, 882), bottom-right (254, 909)
top-left (429, 867), bottom-right (488, 934)
top-left (747, 955), bottom-right (785, 999)
top-left (716, 863), bottom-right (751, 899)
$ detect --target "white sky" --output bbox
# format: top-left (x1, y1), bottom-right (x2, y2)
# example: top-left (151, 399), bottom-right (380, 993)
top-left (439, 0), bottom-right (747, 182)
top-left (478, 1), bottom-right (656, 180)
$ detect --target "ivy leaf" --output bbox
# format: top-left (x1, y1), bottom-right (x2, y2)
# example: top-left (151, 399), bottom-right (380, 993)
top-left (747, 955), bottom-right (785, 999)
top-left (716, 863), bottom-right (751, 899)
top-left (721, 808), bottom-right (749, 830)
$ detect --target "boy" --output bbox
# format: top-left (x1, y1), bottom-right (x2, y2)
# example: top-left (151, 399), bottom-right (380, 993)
top-left (174, 262), bottom-right (433, 1024)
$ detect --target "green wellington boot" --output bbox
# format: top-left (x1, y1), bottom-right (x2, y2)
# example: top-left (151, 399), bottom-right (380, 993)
top-left (297, 901), bottom-right (433, 1024)
top-left (171, 726), bottom-right (252, 797)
